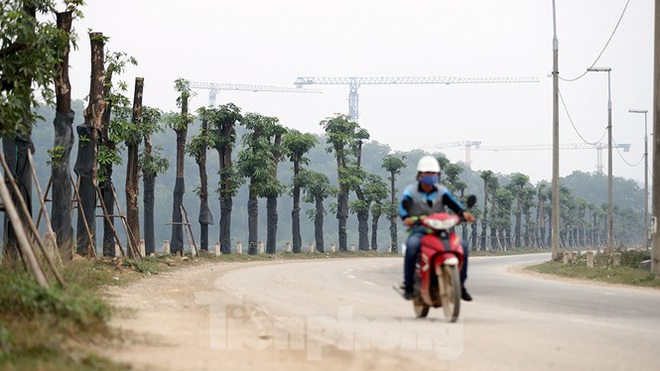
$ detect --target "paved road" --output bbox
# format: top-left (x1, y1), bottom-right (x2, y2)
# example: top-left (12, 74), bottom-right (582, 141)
top-left (214, 253), bottom-right (660, 370)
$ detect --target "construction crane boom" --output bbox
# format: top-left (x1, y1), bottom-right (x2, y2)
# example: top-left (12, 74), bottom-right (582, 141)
top-left (439, 142), bottom-right (631, 173)
top-left (295, 76), bottom-right (539, 85)
top-left (432, 140), bottom-right (482, 167)
top-left (477, 143), bottom-right (631, 151)
top-left (294, 75), bottom-right (539, 121)
top-left (189, 81), bottom-right (322, 106)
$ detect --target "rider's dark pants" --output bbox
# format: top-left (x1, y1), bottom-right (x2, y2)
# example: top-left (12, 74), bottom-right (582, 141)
top-left (404, 230), bottom-right (469, 288)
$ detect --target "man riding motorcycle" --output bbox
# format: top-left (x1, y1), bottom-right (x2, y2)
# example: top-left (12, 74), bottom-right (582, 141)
top-left (399, 155), bottom-right (476, 301)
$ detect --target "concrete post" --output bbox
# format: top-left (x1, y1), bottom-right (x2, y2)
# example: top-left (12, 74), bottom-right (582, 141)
top-left (330, 244), bottom-right (336, 253)
top-left (258, 241), bottom-right (264, 254)
top-left (215, 241), bottom-right (221, 256)
top-left (285, 242), bottom-right (292, 253)
top-left (309, 243), bottom-right (315, 253)
top-left (586, 251), bottom-right (594, 268)
top-left (139, 239), bottom-right (146, 257)
top-left (613, 252), bottom-right (621, 266)
top-left (349, 243), bottom-right (356, 252)
top-left (236, 241), bottom-right (243, 254)
top-left (163, 240), bottom-right (170, 255)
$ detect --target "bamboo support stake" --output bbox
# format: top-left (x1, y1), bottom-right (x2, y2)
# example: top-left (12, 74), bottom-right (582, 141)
top-left (35, 177), bottom-right (52, 231)
top-left (70, 174), bottom-right (95, 255)
top-left (27, 152), bottom-right (54, 234)
top-left (93, 183), bottom-right (128, 258)
top-left (0, 153), bottom-right (65, 286)
top-left (110, 184), bottom-right (141, 259)
top-left (0, 166), bottom-right (49, 287)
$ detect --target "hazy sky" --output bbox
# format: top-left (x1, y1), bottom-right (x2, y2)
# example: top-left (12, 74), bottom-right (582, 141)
top-left (64, 0), bottom-right (653, 184)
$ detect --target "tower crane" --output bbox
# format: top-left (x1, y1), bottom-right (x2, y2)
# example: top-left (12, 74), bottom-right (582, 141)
top-left (293, 76), bottom-right (539, 121)
top-left (189, 81), bottom-right (322, 106)
top-left (459, 142), bottom-right (630, 173)
top-left (432, 140), bottom-right (482, 168)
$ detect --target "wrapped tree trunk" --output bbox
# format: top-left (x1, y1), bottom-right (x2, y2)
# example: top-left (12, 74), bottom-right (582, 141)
top-left (247, 196), bottom-right (258, 255)
top-left (126, 77), bottom-right (143, 257)
top-left (2, 5), bottom-right (36, 259)
top-left (51, 11), bottom-right (75, 259)
top-left (143, 164), bottom-right (156, 255)
top-left (196, 116), bottom-right (212, 252)
top-left (74, 32), bottom-right (106, 256)
top-left (2, 134), bottom-right (33, 259)
top-left (266, 196), bottom-right (277, 254)
top-left (170, 89), bottom-right (188, 255)
top-left (314, 196), bottom-right (324, 253)
top-left (99, 71), bottom-right (115, 257)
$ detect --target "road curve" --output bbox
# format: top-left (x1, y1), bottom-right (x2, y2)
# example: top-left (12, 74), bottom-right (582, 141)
top-left (212, 253), bottom-right (660, 370)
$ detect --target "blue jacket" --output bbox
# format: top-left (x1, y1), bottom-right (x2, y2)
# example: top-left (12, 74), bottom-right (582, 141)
top-left (399, 182), bottom-right (466, 232)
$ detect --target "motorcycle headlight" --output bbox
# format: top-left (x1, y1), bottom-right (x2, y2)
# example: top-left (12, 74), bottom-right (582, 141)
top-left (424, 218), bottom-right (456, 230)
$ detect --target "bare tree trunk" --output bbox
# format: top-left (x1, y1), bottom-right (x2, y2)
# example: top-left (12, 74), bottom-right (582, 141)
top-left (126, 77), bottom-right (143, 257)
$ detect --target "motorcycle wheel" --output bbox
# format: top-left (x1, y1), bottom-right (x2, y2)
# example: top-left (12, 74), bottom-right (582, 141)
top-left (413, 299), bottom-right (429, 318)
top-left (438, 264), bottom-right (461, 322)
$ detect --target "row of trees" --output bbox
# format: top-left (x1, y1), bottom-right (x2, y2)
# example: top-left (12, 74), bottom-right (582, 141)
top-left (1, 1), bottom-right (646, 265)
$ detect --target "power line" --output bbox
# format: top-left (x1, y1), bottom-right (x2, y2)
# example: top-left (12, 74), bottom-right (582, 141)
top-left (559, 88), bottom-right (607, 145)
top-left (559, 0), bottom-right (631, 83)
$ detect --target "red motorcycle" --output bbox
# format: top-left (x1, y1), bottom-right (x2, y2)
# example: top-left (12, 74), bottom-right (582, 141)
top-left (407, 195), bottom-right (476, 322)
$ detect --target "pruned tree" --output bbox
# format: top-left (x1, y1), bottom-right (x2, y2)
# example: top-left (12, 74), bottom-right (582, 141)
top-left (139, 107), bottom-right (168, 255)
top-left (187, 107), bottom-right (216, 251)
top-left (536, 181), bottom-right (549, 248)
top-left (74, 31), bottom-right (106, 256)
top-left (320, 114), bottom-right (366, 251)
top-left (165, 78), bottom-right (195, 255)
top-left (51, 6), bottom-right (80, 258)
top-left (98, 50), bottom-right (137, 257)
top-left (364, 174), bottom-right (388, 251)
top-left (125, 77), bottom-right (143, 257)
top-left (237, 113), bottom-right (283, 254)
top-left (508, 172), bottom-right (530, 249)
top-left (479, 170), bottom-right (497, 251)
top-left (1, 0), bottom-right (72, 260)
top-left (282, 130), bottom-right (318, 253)
top-left (382, 154), bottom-right (406, 253)
top-left (299, 170), bottom-right (332, 253)
top-left (211, 103), bottom-right (243, 254)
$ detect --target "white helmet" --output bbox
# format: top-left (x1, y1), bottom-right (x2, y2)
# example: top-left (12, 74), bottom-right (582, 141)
top-left (417, 155), bottom-right (440, 173)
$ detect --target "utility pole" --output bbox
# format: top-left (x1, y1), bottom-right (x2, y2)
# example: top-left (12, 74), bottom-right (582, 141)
top-left (588, 67), bottom-right (613, 252)
top-left (629, 109), bottom-right (649, 249)
top-left (551, 0), bottom-right (560, 260)
top-left (652, 0), bottom-right (660, 275)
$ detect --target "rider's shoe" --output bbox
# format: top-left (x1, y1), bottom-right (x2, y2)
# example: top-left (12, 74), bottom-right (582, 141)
top-left (461, 286), bottom-right (473, 301)
top-left (401, 284), bottom-right (414, 300)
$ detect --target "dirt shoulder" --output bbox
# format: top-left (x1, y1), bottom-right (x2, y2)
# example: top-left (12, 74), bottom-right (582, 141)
top-left (97, 259), bottom-right (405, 371)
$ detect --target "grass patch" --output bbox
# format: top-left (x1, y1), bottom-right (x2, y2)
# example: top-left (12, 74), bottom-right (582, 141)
top-left (526, 250), bottom-right (660, 289)
top-left (0, 248), bottom-right (393, 369)
top-left (0, 263), bottom-right (124, 370)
